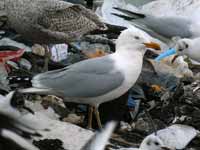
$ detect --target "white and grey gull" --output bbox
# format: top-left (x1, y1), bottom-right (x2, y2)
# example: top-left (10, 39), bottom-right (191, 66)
top-left (171, 37), bottom-right (200, 63)
top-left (15, 27), bottom-right (161, 129)
top-left (112, 7), bottom-right (200, 41)
top-left (117, 124), bottom-right (199, 150)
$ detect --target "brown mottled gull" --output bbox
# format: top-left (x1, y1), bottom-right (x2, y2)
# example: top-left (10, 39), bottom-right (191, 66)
top-left (2, 0), bottom-right (106, 43)
top-left (1, 0), bottom-right (106, 70)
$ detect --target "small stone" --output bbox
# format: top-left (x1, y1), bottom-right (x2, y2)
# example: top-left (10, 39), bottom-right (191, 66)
top-left (62, 113), bottom-right (84, 125)
top-left (32, 44), bottom-right (45, 56)
top-left (119, 121), bottom-right (132, 132)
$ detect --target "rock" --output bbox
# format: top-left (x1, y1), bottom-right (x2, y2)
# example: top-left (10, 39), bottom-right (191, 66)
top-left (134, 118), bottom-right (150, 133)
top-left (32, 44), bottom-right (46, 56)
top-left (63, 113), bottom-right (84, 125)
top-left (119, 121), bottom-right (132, 132)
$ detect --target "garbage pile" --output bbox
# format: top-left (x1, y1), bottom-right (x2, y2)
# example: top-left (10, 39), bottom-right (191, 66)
top-left (0, 0), bottom-right (200, 150)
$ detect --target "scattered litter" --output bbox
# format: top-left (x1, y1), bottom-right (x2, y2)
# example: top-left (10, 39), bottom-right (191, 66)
top-left (1, 0), bottom-right (200, 150)
top-left (50, 44), bottom-right (68, 62)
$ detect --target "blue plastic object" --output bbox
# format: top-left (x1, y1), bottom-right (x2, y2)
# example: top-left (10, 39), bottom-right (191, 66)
top-left (155, 48), bottom-right (176, 62)
top-left (127, 95), bottom-right (136, 108)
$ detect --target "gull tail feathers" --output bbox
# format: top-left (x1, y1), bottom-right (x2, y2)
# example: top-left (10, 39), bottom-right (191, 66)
top-left (111, 13), bottom-right (136, 21)
top-left (82, 121), bottom-right (116, 150)
top-left (113, 7), bottom-right (146, 19)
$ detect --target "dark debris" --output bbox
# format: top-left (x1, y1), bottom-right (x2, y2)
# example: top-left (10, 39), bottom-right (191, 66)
top-left (33, 139), bottom-right (67, 150)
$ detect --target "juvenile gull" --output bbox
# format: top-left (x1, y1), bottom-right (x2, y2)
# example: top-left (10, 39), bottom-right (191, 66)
top-left (19, 28), bottom-right (161, 128)
top-left (1, 0), bottom-right (106, 70)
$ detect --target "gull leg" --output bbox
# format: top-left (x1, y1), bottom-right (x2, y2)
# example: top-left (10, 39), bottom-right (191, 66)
top-left (94, 106), bottom-right (102, 129)
top-left (43, 45), bottom-right (51, 72)
top-left (87, 106), bottom-right (94, 129)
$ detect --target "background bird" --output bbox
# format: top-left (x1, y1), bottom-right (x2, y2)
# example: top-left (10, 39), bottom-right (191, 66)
top-left (1, 0), bottom-right (106, 70)
top-left (11, 27), bottom-right (161, 129)
top-left (173, 37), bottom-right (200, 63)
top-left (137, 135), bottom-right (171, 150)
top-left (148, 124), bottom-right (199, 150)
top-left (117, 124), bottom-right (199, 150)
top-left (155, 37), bottom-right (200, 63)
top-left (112, 7), bottom-right (200, 42)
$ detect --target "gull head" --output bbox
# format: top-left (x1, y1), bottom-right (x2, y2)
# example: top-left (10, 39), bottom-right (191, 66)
top-left (140, 135), bottom-right (172, 150)
top-left (169, 38), bottom-right (191, 63)
top-left (115, 27), bottom-right (161, 54)
top-left (175, 39), bottom-right (191, 56)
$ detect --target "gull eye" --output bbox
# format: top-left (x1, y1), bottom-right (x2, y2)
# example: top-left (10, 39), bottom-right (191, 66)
top-left (185, 43), bottom-right (189, 48)
top-left (154, 142), bottom-right (160, 146)
top-left (134, 36), bottom-right (140, 40)
top-left (179, 48), bottom-right (184, 51)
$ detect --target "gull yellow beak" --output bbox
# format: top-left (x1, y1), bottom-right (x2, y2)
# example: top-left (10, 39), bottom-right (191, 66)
top-left (143, 42), bottom-right (161, 50)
